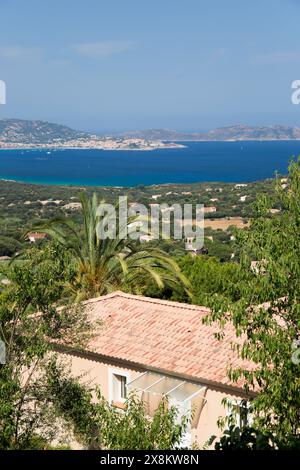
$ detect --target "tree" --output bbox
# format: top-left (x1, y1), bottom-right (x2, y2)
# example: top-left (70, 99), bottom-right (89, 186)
top-left (210, 424), bottom-right (300, 450)
top-left (30, 192), bottom-right (190, 301)
top-left (143, 255), bottom-right (241, 304)
top-left (209, 425), bottom-right (275, 450)
top-left (175, 255), bottom-right (241, 305)
top-left (93, 393), bottom-right (188, 450)
top-left (0, 236), bottom-right (22, 257)
top-left (205, 159), bottom-right (300, 445)
top-left (0, 241), bottom-right (188, 450)
top-left (0, 243), bottom-right (89, 449)
top-left (46, 360), bottom-right (189, 450)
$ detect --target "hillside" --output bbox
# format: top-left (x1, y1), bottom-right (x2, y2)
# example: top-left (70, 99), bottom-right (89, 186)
top-left (0, 176), bottom-right (275, 261)
top-left (0, 119), bottom-right (183, 150)
top-left (118, 124), bottom-right (300, 141)
top-left (1, 120), bottom-right (300, 146)
top-left (0, 119), bottom-right (89, 144)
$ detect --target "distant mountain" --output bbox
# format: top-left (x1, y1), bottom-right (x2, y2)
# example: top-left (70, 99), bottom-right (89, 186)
top-left (117, 124), bottom-right (300, 141)
top-left (1, 120), bottom-right (300, 145)
top-left (116, 129), bottom-right (187, 141)
top-left (0, 119), bottom-right (89, 144)
top-left (0, 119), bottom-right (184, 150)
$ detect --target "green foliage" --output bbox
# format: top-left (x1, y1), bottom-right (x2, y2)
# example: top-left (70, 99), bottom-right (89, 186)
top-left (210, 425), bottom-right (275, 450)
top-left (0, 176), bottom-right (276, 263)
top-left (46, 360), bottom-right (189, 450)
top-left (44, 359), bottom-right (100, 449)
top-left (0, 243), bottom-right (89, 449)
top-left (212, 424), bottom-right (300, 450)
top-left (205, 159), bottom-right (300, 444)
top-left (204, 237), bottom-right (235, 262)
top-left (0, 234), bottom-right (189, 450)
top-left (31, 192), bottom-right (190, 301)
top-left (94, 392), bottom-right (188, 450)
top-left (171, 255), bottom-right (241, 306)
top-left (0, 166), bottom-right (297, 450)
top-left (0, 236), bottom-right (22, 256)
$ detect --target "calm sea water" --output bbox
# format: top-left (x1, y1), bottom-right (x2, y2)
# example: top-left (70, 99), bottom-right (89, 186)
top-left (0, 141), bottom-right (299, 187)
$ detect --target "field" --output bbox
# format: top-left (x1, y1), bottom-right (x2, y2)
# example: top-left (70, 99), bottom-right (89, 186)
top-left (204, 217), bottom-right (250, 230)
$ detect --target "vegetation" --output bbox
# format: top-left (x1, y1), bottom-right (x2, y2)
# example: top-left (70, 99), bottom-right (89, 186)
top-left (144, 254), bottom-right (242, 306)
top-left (209, 425), bottom-right (276, 450)
top-left (0, 160), bottom-right (299, 450)
top-left (211, 424), bottom-right (300, 450)
top-left (0, 176), bottom-right (277, 262)
top-left (205, 159), bottom-right (300, 447)
top-left (29, 192), bottom-right (190, 301)
top-left (46, 361), bottom-right (188, 450)
top-left (0, 241), bottom-right (188, 450)
top-left (0, 118), bottom-right (88, 144)
top-left (177, 255), bottom-right (242, 305)
top-left (0, 243), bottom-right (88, 449)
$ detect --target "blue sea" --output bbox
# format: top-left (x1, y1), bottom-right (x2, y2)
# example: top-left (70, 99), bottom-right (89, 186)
top-left (0, 141), bottom-right (299, 187)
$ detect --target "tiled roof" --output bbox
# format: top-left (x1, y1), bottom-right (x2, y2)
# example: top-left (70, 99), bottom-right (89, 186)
top-left (78, 291), bottom-right (251, 391)
top-left (27, 232), bottom-right (47, 239)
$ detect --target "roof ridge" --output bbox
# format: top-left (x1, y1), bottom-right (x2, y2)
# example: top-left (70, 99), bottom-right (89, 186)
top-left (82, 291), bottom-right (124, 305)
top-left (83, 290), bottom-right (210, 312)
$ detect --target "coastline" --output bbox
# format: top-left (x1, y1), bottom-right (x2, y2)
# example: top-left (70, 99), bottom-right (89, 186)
top-left (159, 138), bottom-right (300, 142)
top-left (0, 176), bottom-right (264, 189)
top-left (0, 143), bottom-right (187, 151)
top-left (1, 138), bottom-right (300, 151)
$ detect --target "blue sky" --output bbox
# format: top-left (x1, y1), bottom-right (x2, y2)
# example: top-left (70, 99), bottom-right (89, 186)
top-left (0, 0), bottom-right (299, 132)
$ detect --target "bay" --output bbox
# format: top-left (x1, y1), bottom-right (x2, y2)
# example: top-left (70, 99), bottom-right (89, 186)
top-left (0, 140), bottom-right (299, 186)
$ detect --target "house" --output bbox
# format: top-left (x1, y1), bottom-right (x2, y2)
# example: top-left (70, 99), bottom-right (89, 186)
top-left (0, 255), bottom-right (11, 262)
top-left (203, 206), bottom-right (217, 214)
top-left (27, 232), bottom-right (48, 243)
top-left (62, 202), bottom-right (82, 210)
top-left (250, 259), bottom-right (268, 275)
top-left (269, 208), bottom-right (280, 214)
top-left (139, 234), bottom-right (155, 243)
top-left (185, 237), bottom-right (208, 256)
top-left (53, 291), bottom-right (253, 448)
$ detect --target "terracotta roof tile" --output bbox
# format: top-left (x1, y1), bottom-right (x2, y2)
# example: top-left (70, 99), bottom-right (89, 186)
top-left (79, 291), bottom-right (252, 391)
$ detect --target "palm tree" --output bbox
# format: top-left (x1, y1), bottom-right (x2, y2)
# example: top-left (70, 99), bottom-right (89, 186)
top-left (30, 193), bottom-right (190, 301)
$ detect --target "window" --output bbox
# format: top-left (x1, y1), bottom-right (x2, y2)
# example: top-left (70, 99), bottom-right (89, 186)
top-left (226, 399), bottom-right (252, 428)
top-left (112, 373), bottom-right (127, 402)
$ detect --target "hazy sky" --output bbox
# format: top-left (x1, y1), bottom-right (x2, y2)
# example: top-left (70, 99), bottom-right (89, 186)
top-left (0, 0), bottom-right (299, 132)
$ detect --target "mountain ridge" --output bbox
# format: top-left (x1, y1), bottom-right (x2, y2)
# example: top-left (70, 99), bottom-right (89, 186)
top-left (117, 124), bottom-right (300, 141)
top-left (0, 118), bottom-right (89, 144)
top-left (1, 119), bottom-right (300, 144)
